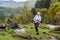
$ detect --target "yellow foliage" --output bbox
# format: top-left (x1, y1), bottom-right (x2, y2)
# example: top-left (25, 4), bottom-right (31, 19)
top-left (4, 18), bottom-right (8, 23)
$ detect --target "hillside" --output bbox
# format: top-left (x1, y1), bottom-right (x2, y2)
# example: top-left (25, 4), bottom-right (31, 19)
top-left (0, 0), bottom-right (37, 8)
top-left (0, 1), bottom-right (25, 8)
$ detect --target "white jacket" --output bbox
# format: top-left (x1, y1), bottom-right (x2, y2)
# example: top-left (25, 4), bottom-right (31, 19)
top-left (33, 15), bottom-right (41, 23)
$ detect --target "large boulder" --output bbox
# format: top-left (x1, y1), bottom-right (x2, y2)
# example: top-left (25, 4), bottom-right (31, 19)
top-left (8, 22), bottom-right (19, 29)
top-left (0, 24), bottom-right (7, 29)
top-left (46, 24), bottom-right (56, 28)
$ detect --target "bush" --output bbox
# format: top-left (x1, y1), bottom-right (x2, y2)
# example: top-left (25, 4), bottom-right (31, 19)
top-left (48, 2), bottom-right (60, 24)
top-left (21, 5), bottom-right (33, 24)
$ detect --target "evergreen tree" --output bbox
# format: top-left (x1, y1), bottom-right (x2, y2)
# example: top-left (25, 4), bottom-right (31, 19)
top-left (35, 0), bottom-right (50, 9)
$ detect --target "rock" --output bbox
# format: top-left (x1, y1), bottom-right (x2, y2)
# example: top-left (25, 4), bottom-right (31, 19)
top-left (46, 24), bottom-right (56, 28)
top-left (14, 29), bottom-right (26, 33)
top-left (0, 24), bottom-right (7, 29)
top-left (8, 22), bottom-right (19, 29)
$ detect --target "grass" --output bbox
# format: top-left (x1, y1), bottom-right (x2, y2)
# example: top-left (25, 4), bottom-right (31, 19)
top-left (18, 24), bottom-right (51, 39)
top-left (0, 24), bottom-right (60, 40)
top-left (0, 31), bottom-right (16, 40)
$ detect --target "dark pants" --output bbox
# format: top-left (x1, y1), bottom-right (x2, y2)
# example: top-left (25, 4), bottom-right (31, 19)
top-left (34, 23), bottom-right (39, 34)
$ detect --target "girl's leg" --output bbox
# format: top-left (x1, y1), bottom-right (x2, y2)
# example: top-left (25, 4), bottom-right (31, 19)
top-left (34, 23), bottom-right (39, 35)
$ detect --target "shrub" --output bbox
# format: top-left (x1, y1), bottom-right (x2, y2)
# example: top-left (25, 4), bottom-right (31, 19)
top-left (48, 2), bottom-right (60, 24)
top-left (21, 5), bottom-right (33, 24)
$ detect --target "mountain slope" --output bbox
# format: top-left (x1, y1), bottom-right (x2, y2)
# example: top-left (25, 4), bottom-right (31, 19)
top-left (0, 1), bottom-right (25, 8)
top-left (0, 0), bottom-right (37, 8)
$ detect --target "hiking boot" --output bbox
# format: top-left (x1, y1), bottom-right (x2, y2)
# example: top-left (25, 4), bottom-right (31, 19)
top-left (36, 32), bottom-right (39, 35)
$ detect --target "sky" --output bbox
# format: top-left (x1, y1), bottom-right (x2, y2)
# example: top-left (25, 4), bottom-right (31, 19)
top-left (13, 0), bottom-right (27, 2)
top-left (0, 0), bottom-right (27, 2)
